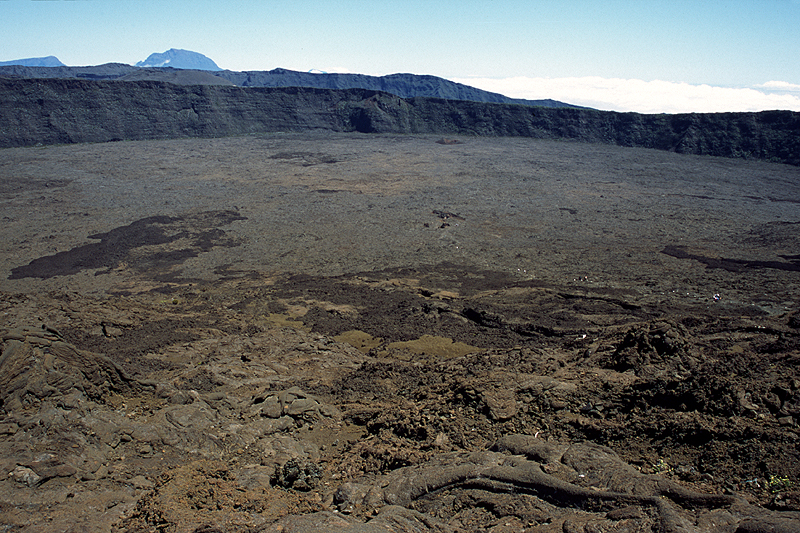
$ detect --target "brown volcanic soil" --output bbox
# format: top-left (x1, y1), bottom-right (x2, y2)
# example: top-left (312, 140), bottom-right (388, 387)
top-left (2, 133), bottom-right (800, 532)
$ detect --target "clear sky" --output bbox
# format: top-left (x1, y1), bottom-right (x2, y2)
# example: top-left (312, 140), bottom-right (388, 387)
top-left (2, 0), bottom-right (799, 113)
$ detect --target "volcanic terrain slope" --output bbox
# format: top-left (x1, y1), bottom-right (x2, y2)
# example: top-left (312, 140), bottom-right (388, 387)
top-left (1, 133), bottom-right (800, 532)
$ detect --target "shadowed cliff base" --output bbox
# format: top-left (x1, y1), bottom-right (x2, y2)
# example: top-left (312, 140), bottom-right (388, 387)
top-left (1, 77), bottom-right (798, 165)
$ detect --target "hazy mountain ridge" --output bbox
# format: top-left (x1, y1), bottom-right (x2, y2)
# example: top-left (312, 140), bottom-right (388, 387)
top-left (0, 55), bottom-right (65, 67)
top-left (1, 77), bottom-right (797, 166)
top-left (0, 63), bottom-right (140, 80)
top-left (118, 69), bottom-right (235, 86)
top-left (0, 49), bottom-right (578, 108)
top-left (0, 63), bottom-right (581, 109)
top-left (215, 68), bottom-right (581, 109)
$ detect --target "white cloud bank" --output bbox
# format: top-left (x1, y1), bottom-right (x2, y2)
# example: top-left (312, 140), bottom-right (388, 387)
top-left (449, 76), bottom-right (800, 114)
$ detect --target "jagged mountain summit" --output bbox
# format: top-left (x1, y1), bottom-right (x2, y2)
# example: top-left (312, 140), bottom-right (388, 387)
top-left (135, 48), bottom-right (221, 71)
top-left (0, 55), bottom-right (65, 67)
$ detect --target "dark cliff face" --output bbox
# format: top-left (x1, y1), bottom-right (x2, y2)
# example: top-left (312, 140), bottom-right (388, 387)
top-left (1, 77), bottom-right (798, 166)
top-left (0, 79), bottom-right (377, 146)
top-left (404, 98), bottom-right (800, 165)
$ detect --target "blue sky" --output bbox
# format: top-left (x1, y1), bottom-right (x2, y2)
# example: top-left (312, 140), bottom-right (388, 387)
top-left (2, 0), bottom-right (799, 113)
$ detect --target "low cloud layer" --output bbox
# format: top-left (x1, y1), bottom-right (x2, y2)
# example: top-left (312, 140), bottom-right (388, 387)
top-left (449, 76), bottom-right (800, 114)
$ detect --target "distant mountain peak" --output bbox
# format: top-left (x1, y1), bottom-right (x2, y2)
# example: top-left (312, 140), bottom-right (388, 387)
top-left (135, 49), bottom-right (221, 71)
top-left (0, 56), bottom-right (65, 67)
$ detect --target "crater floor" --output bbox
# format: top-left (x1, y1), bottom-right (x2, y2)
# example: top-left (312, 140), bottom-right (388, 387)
top-left (2, 133), bottom-right (800, 532)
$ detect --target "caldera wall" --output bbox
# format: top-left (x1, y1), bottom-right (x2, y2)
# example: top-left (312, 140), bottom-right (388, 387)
top-left (1, 77), bottom-right (798, 165)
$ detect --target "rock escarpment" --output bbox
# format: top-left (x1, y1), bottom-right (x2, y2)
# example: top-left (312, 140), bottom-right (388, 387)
top-left (1, 77), bottom-right (798, 165)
